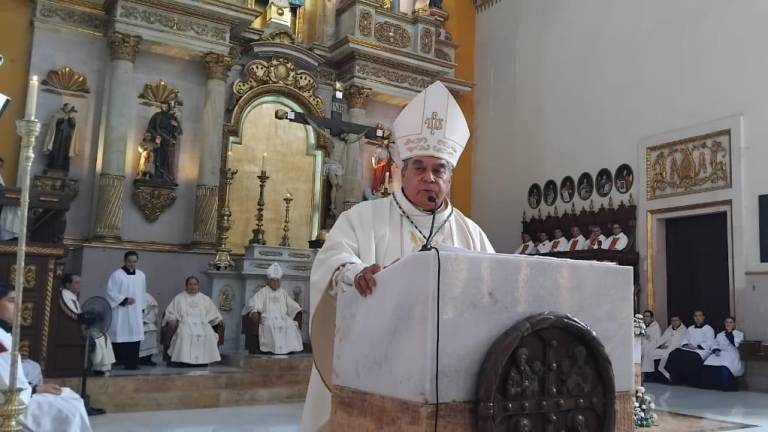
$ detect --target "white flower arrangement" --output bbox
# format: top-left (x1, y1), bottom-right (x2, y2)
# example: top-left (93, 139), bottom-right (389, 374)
top-left (634, 314), bottom-right (647, 337)
top-left (634, 386), bottom-right (658, 428)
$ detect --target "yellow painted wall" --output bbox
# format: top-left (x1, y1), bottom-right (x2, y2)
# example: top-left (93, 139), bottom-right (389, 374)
top-left (442, 0), bottom-right (474, 216)
top-left (0, 0), bottom-right (34, 186)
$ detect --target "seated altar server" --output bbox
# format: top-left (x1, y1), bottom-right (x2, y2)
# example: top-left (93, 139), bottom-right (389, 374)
top-left (139, 292), bottom-right (160, 366)
top-left (665, 310), bottom-right (715, 387)
top-left (639, 310), bottom-right (661, 376)
top-left (514, 233), bottom-right (536, 255)
top-left (163, 276), bottom-right (223, 366)
top-left (549, 228), bottom-right (569, 252)
top-left (568, 226), bottom-right (588, 251)
top-left (61, 273), bottom-right (115, 375)
top-left (301, 81), bottom-right (495, 431)
top-left (603, 223), bottom-right (629, 251)
top-left (653, 315), bottom-right (687, 382)
top-left (700, 317), bottom-right (744, 391)
top-left (243, 263), bottom-right (303, 354)
top-left (106, 251), bottom-right (146, 370)
top-left (0, 283), bottom-right (92, 432)
top-left (536, 232), bottom-right (552, 254)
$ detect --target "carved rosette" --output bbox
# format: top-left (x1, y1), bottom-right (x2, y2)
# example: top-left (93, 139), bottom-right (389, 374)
top-left (202, 52), bottom-right (234, 81)
top-left (358, 10), bottom-right (373, 37)
top-left (93, 174), bottom-right (125, 241)
top-left (345, 85), bottom-right (372, 110)
top-left (20, 303), bottom-right (33, 327)
top-left (435, 48), bottom-right (452, 62)
top-left (132, 180), bottom-right (177, 223)
top-left (232, 57), bottom-right (324, 112)
top-left (41, 66), bottom-right (90, 95)
top-left (374, 21), bottom-right (411, 48)
top-left (9, 265), bottom-right (36, 289)
top-left (420, 27), bottom-right (434, 54)
top-left (108, 32), bottom-right (142, 63)
top-left (192, 185), bottom-right (219, 246)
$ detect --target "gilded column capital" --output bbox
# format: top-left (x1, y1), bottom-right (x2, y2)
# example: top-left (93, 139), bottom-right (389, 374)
top-left (108, 32), bottom-right (142, 62)
top-left (202, 52), bottom-right (234, 81)
top-left (345, 85), bottom-right (372, 110)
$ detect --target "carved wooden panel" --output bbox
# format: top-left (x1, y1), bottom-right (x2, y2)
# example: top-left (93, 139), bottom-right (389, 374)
top-left (477, 313), bottom-right (616, 432)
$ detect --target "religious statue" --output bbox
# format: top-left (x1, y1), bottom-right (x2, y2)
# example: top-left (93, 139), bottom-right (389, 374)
top-left (137, 133), bottom-right (156, 179)
top-left (561, 345), bottom-right (593, 396)
top-left (323, 138), bottom-right (345, 218)
top-left (505, 347), bottom-right (541, 399)
top-left (371, 145), bottom-right (394, 195)
top-left (145, 101), bottom-right (182, 184)
top-left (43, 103), bottom-right (80, 175)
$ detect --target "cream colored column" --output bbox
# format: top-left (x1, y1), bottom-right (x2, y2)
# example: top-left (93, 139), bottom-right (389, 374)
top-left (317, 0), bottom-right (337, 44)
top-left (93, 32), bottom-right (142, 241)
top-left (343, 85), bottom-right (372, 208)
top-left (192, 53), bottom-right (233, 247)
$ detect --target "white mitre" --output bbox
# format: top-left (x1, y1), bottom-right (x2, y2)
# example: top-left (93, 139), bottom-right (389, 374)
top-left (267, 262), bottom-right (283, 280)
top-left (392, 81), bottom-right (470, 167)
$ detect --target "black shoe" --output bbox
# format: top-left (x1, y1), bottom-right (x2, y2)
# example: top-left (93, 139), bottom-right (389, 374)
top-left (124, 365), bottom-right (140, 370)
top-left (91, 370), bottom-right (106, 377)
top-left (139, 357), bottom-right (157, 366)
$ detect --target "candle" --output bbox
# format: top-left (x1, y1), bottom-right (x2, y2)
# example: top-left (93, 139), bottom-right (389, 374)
top-left (261, 152), bottom-right (267, 173)
top-left (24, 75), bottom-right (39, 120)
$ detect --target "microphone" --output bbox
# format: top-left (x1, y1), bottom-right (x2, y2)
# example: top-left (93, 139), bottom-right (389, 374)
top-left (420, 195), bottom-right (439, 252)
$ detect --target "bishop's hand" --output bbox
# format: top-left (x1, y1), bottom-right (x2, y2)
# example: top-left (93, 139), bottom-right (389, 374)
top-left (354, 264), bottom-right (382, 298)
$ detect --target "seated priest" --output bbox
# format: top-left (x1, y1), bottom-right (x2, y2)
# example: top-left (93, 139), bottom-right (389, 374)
top-left (586, 225), bottom-right (607, 250)
top-left (700, 316), bottom-right (744, 391)
top-left (568, 226), bottom-right (588, 251)
top-left (139, 292), bottom-right (160, 366)
top-left (163, 276), bottom-right (223, 366)
top-left (301, 81), bottom-right (495, 431)
top-left (536, 232), bottom-right (552, 254)
top-left (60, 273), bottom-right (115, 375)
top-left (243, 263), bottom-right (304, 354)
top-left (549, 228), bottom-right (568, 252)
top-left (639, 310), bottom-right (661, 380)
top-left (665, 310), bottom-right (715, 387)
top-left (513, 232), bottom-right (536, 255)
top-left (603, 223), bottom-right (629, 251)
top-left (653, 315), bottom-right (687, 383)
top-left (0, 283), bottom-right (92, 432)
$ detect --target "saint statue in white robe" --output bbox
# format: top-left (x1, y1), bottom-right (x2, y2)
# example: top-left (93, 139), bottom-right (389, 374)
top-left (163, 291), bottom-right (223, 365)
top-left (61, 288), bottom-right (115, 373)
top-left (640, 320), bottom-right (661, 373)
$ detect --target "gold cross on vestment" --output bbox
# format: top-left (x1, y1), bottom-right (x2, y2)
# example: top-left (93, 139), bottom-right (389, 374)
top-left (424, 112), bottom-right (444, 135)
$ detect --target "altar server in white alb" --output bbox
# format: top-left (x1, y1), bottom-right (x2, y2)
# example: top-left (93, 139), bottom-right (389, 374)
top-left (603, 223), bottom-right (629, 251)
top-left (106, 251), bottom-right (147, 370)
top-left (301, 81), bottom-right (495, 431)
top-left (549, 228), bottom-right (569, 252)
top-left (61, 274), bottom-right (115, 374)
top-left (163, 276), bottom-right (223, 366)
top-left (652, 315), bottom-right (687, 381)
top-left (665, 310), bottom-right (716, 386)
top-left (139, 292), bottom-right (160, 366)
top-left (0, 283), bottom-right (92, 432)
top-left (243, 263), bottom-right (304, 354)
top-left (514, 232), bottom-right (536, 255)
top-left (700, 316), bottom-right (745, 391)
top-left (639, 310), bottom-right (661, 376)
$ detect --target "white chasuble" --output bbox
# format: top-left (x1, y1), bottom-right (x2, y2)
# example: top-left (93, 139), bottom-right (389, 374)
top-left (640, 321), bottom-right (662, 373)
top-left (106, 268), bottom-right (147, 343)
top-left (245, 287), bottom-right (303, 354)
top-left (61, 289), bottom-right (115, 372)
top-left (163, 292), bottom-right (223, 365)
top-left (0, 328), bottom-right (92, 432)
top-left (301, 189), bottom-right (494, 431)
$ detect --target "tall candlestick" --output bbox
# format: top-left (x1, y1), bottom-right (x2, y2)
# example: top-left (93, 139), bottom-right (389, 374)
top-left (261, 153), bottom-right (267, 173)
top-left (23, 76), bottom-right (38, 120)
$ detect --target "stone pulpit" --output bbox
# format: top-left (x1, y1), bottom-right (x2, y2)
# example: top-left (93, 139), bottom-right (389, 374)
top-left (331, 249), bottom-right (635, 432)
top-left (207, 245), bottom-right (315, 353)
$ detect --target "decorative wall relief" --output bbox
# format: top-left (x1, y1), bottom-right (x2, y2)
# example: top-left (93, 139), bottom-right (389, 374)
top-left (138, 80), bottom-right (183, 108)
top-left (37, 1), bottom-right (108, 34)
top-left (646, 129), bottom-right (731, 200)
top-left (118, 4), bottom-right (228, 42)
top-left (420, 27), bottom-right (434, 54)
top-left (9, 265), bottom-right (37, 289)
top-left (374, 21), bottom-right (411, 49)
top-left (232, 57), bottom-right (323, 112)
top-left (131, 186), bottom-right (177, 222)
top-left (527, 184), bottom-right (542, 209)
top-left (41, 66), bottom-right (90, 97)
top-left (358, 10), bottom-right (373, 37)
top-left (219, 286), bottom-right (233, 312)
top-left (20, 303), bottom-right (33, 327)
top-left (614, 164), bottom-right (634, 194)
top-left (435, 48), bottom-right (452, 62)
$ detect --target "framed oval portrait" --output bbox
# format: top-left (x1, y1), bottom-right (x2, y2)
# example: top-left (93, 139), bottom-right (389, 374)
top-left (560, 176), bottom-right (575, 204)
top-left (577, 172), bottom-right (594, 201)
top-left (543, 180), bottom-right (558, 206)
top-left (528, 183), bottom-right (542, 209)
top-left (596, 168), bottom-right (613, 197)
top-left (614, 164), bottom-right (634, 194)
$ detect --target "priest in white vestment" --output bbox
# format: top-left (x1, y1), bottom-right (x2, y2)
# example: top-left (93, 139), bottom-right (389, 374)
top-left (665, 310), bottom-right (716, 386)
top-left (301, 81), bottom-right (495, 431)
top-left (568, 226), bottom-right (588, 251)
top-left (139, 293), bottom-right (160, 366)
top-left (653, 315), bottom-right (687, 381)
top-left (0, 283), bottom-right (92, 432)
top-left (536, 232), bottom-right (552, 254)
top-left (243, 263), bottom-right (304, 354)
top-left (163, 276), bottom-right (223, 365)
top-left (549, 228), bottom-right (569, 252)
top-left (60, 274), bottom-right (115, 374)
top-left (106, 251), bottom-right (146, 370)
top-left (514, 233), bottom-right (536, 255)
top-left (603, 223), bottom-right (629, 251)
top-left (586, 225), bottom-right (607, 250)
top-left (639, 310), bottom-right (661, 374)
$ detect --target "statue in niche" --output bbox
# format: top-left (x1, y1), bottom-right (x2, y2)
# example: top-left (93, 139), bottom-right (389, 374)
top-left (505, 347), bottom-right (541, 399)
top-left (144, 100), bottom-right (182, 184)
top-left (43, 103), bottom-right (80, 175)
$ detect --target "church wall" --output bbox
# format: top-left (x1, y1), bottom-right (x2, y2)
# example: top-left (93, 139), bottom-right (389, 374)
top-left (473, 0), bottom-right (768, 340)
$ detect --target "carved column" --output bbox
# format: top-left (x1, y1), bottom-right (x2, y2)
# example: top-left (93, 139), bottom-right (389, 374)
top-left (343, 85), bottom-right (372, 207)
top-left (93, 32), bottom-right (142, 241)
top-left (192, 53), bottom-right (233, 247)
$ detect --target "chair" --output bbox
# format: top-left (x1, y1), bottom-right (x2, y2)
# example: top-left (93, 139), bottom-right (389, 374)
top-left (160, 317), bottom-right (225, 363)
top-left (242, 311), bottom-right (303, 354)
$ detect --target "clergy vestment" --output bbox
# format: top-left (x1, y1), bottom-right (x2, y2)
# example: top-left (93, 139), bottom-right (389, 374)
top-left (536, 240), bottom-right (552, 254)
top-left (587, 234), bottom-right (607, 250)
top-left (106, 267), bottom-right (146, 369)
top-left (0, 174), bottom-right (20, 241)
top-left (0, 325), bottom-right (92, 432)
top-left (549, 237), bottom-right (569, 252)
top-left (665, 324), bottom-right (715, 386)
top-left (514, 241), bottom-right (536, 255)
top-left (603, 232), bottom-right (629, 251)
top-left (61, 289), bottom-right (115, 372)
top-left (654, 324), bottom-right (687, 380)
top-left (568, 235), bottom-right (587, 251)
top-left (640, 321), bottom-right (662, 373)
top-left (163, 291), bottom-right (223, 365)
top-left (140, 293), bottom-right (160, 360)
top-left (700, 330), bottom-right (744, 391)
top-left (301, 188), bottom-right (494, 431)
top-left (244, 287), bottom-right (303, 354)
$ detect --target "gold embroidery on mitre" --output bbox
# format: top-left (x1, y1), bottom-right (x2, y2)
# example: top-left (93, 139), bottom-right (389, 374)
top-left (424, 112), bottom-right (444, 136)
